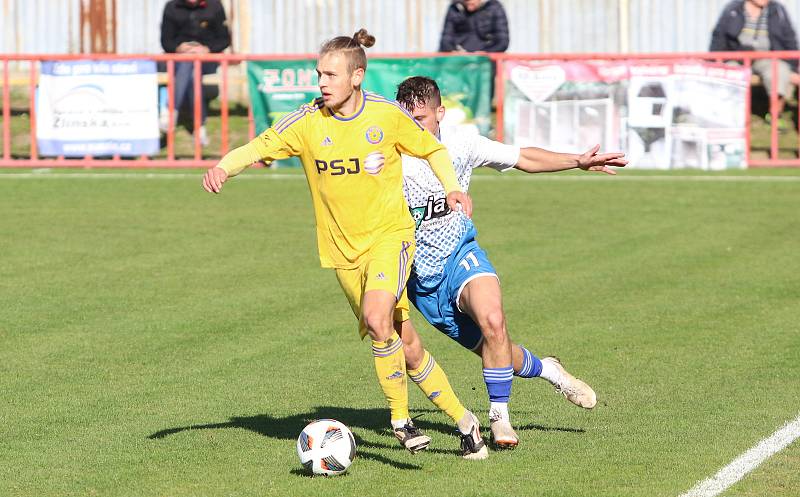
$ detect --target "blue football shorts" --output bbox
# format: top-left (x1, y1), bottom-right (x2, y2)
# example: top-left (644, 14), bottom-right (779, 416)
top-left (408, 229), bottom-right (498, 351)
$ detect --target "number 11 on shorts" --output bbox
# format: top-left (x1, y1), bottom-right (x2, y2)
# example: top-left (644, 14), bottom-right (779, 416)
top-left (459, 252), bottom-right (480, 271)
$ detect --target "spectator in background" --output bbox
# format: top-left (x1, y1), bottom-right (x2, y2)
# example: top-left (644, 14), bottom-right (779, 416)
top-left (160, 0), bottom-right (231, 145)
top-left (439, 0), bottom-right (509, 53)
top-left (710, 0), bottom-right (800, 130)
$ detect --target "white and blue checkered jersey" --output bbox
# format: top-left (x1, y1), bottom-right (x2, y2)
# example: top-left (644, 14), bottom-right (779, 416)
top-left (402, 126), bottom-right (520, 289)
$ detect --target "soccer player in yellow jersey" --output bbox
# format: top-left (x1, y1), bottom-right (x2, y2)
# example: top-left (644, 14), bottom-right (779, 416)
top-left (202, 29), bottom-right (488, 459)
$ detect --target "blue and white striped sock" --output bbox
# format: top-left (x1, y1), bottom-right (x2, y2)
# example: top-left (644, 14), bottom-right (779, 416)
top-left (483, 366), bottom-right (514, 403)
top-left (515, 345), bottom-right (543, 378)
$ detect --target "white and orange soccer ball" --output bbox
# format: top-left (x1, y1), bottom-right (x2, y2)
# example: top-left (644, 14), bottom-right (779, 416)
top-left (296, 419), bottom-right (356, 476)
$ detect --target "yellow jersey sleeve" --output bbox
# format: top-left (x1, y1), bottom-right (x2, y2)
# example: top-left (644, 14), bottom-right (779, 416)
top-left (215, 141), bottom-right (263, 177)
top-left (393, 111), bottom-right (461, 194)
top-left (424, 148), bottom-right (461, 194)
top-left (216, 106), bottom-right (308, 177)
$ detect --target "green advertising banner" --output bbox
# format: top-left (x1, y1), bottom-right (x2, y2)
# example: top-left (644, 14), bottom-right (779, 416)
top-left (247, 59), bottom-right (320, 135)
top-left (362, 56), bottom-right (493, 135)
top-left (246, 55), bottom-right (493, 166)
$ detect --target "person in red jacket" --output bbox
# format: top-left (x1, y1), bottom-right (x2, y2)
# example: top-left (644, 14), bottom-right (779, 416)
top-left (160, 0), bottom-right (231, 144)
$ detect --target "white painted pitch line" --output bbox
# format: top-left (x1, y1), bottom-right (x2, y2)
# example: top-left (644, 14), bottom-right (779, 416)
top-left (0, 172), bottom-right (305, 180)
top-left (678, 413), bottom-right (800, 497)
top-left (1, 172), bottom-right (800, 182)
top-left (481, 174), bottom-right (800, 182)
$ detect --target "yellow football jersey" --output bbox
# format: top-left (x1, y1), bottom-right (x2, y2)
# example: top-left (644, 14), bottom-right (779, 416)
top-left (219, 90), bottom-right (456, 269)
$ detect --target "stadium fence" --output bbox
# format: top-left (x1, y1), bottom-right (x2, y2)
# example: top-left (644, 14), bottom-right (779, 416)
top-left (2, 51), bottom-right (799, 168)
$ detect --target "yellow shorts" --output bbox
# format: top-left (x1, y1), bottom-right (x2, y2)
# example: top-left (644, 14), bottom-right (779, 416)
top-left (335, 235), bottom-right (415, 339)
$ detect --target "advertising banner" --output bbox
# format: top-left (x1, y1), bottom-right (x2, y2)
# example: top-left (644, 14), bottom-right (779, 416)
top-left (37, 60), bottom-right (159, 157)
top-left (502, 60), bottom-right (750, 170)
top-left (247, 59), bottom-right (319, 136)
top-left (363, 56), bottom-right (493, 135)
top-left (247, 55), bottom-right (493, 166)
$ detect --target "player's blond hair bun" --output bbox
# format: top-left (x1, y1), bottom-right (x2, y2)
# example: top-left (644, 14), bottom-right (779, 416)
top-left (320, 28), bottom-right (375, 74)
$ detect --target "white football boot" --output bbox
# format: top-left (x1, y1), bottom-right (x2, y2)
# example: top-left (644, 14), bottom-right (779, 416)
top-left (542, 356), bottom-right (597, 409)
top-left (489, 407), bottom-right (519, 449)
top-left (458, 410), bottom-right (489, 460)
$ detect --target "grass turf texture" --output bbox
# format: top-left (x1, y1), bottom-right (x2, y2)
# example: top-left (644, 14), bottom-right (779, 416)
top-left (1, 168), bottom-right (798, 497)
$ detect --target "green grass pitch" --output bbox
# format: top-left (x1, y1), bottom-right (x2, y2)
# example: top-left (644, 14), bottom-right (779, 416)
top-left (1, 168), bottom-right (798, 497)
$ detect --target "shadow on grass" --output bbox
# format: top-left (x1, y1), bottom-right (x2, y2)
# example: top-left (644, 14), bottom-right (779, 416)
top-left (148, 406), bottom-right (465, 471)
top-left (148, 405), bottom-right (585, 471)
top-left (407, 408), bottom-right (586, 435)
top-left (517, 423), bottom-right (585, 434)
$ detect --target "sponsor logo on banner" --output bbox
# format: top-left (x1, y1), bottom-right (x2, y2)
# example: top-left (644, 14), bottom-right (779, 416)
top-left (36, 60), bottom-right (159, 157)
top-left (503, 59), bottom-right (748, 170)
top-left (510, 65), bottom-right (566, 103)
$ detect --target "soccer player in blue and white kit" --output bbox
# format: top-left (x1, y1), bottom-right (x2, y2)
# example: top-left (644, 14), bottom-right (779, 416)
top-left (395, 76), bottom-right (627, 448)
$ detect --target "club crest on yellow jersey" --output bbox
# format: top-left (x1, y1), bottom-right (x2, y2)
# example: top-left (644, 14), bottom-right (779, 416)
top-left (365, 126), bottom-right (384, 144)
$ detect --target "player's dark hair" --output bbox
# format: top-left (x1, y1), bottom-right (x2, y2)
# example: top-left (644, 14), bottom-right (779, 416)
top-left (319, 28), bottom-right (375, 74)
top-left (395, 76), bottom-right (442, 111)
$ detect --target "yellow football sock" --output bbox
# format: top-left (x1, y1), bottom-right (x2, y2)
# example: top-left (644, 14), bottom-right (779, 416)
top-left (371, 331), bottom-right (409, 423)
top-left (408, 350), bottom-right (466, 423)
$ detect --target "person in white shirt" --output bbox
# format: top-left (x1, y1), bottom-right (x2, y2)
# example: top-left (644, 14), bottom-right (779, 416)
top-left (395, 76), bottom-right (627, 448)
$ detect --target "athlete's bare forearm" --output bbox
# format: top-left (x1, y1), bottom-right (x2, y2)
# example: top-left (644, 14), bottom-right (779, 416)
top-left (515, 145), bottom-right (627, 174)
top-left (515, 147), bottom-right (580, 173)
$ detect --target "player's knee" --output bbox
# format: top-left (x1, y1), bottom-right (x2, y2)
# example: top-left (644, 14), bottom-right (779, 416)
top-left (479, 309), bottom-right (508, 343)
top-left (362, 310), bottom-right (393, 340)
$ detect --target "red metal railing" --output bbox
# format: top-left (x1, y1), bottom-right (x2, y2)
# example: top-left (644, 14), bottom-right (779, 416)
top-left (0, 53), bottom-right (319, 168)
top-left (2, 51), bottom-right (800, 168)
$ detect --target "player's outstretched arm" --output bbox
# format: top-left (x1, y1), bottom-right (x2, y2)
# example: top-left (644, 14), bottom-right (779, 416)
top-left (201, 103), bottom-right (306, 194)
top-left (515, 144), bottom-right (627, 174)
top-left (201, 140), bottom-right (269, 193)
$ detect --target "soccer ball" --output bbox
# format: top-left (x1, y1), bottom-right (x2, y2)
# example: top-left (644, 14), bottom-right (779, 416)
top-left (296, 419), bottom-right (356, 476)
